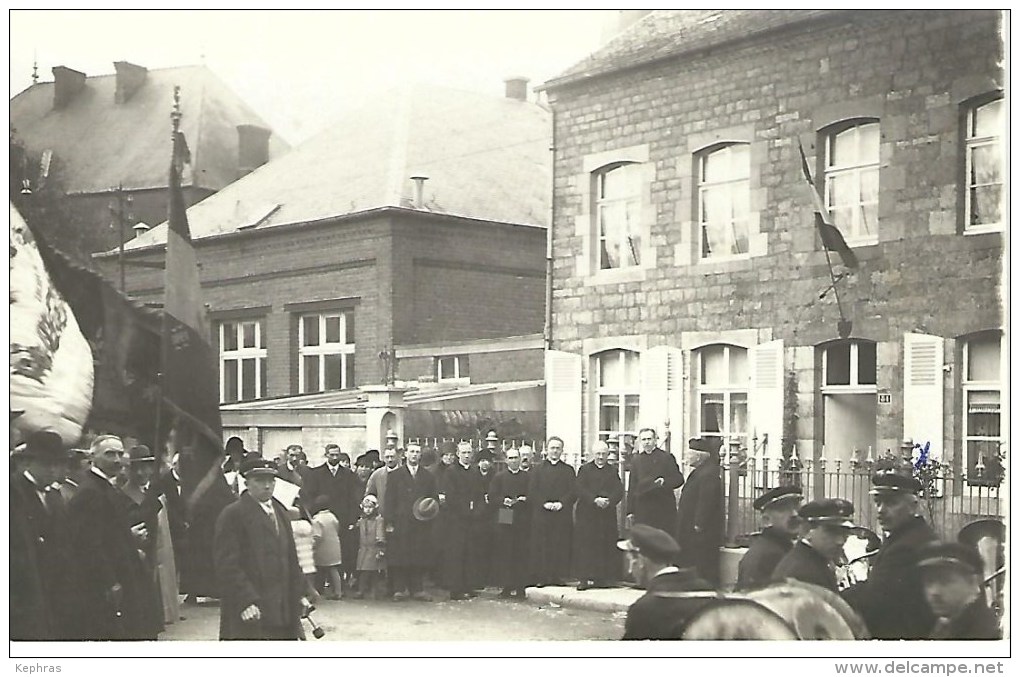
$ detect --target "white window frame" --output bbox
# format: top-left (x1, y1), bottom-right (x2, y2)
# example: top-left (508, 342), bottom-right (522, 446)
top-left (824, 121), bottom-right (880, 246)
top-left (698, 143), bottom-right (751, 261)
top-left (821, 340), bottom-right (878, 394)
top-left (595, 163), bottom-right (643, 272)
top-left (594, 349), bottom-right (640, 445)
top-left (219, 319), bottom-right (266, 403)
top-left (964, 97), bottom-right (1003, 234)
top-left (962, 335), bottom-right (1002, 481)
top-left (436, 355), bottom-right (470, 383)
top-left (694, 344), bottom-right (749, 448)
top-left (298, 311), bottom-right (355, 394)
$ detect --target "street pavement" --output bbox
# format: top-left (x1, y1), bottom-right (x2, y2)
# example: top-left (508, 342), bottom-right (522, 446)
top-left (161, 589), bottom-right (626, 641)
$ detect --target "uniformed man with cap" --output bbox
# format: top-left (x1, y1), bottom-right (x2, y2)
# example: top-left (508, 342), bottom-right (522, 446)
top-left (772, 498), bottom-right (855, 592)
top-left (917, 541), bottom-right (1001, 640)
top-left (841, 471), bottom-right (938, 640)
top-left (213, 457), bottom-right (310, 640)
top-left (736, 485), bottom-right (803, 590)
top-left (618, 524), bottom-right (714, 640)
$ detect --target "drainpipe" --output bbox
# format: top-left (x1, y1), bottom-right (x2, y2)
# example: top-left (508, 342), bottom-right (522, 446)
top-left (544, 106), bottom-right (556, 350)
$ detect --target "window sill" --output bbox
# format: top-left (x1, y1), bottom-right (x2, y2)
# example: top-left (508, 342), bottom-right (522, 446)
top-left (844, 237), bottom-right (878, 248)
top-left (964, 224), bottom-right (1003, 236)
top-left (584, 266), bottom-right (649, 286)
top-left (821, 385), bottom-right (878, 395)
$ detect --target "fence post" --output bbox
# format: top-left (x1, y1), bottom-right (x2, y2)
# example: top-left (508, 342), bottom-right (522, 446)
top-left (726, 453), bottom-right (741, 544)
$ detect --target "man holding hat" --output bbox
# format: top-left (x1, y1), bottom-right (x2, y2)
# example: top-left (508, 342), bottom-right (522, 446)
top-left (10, 430), bottom-right (78, 640)
top-left (841, 471), bottom-right (938, 640)
top-left (383, 444), bottom-right (439, 601)
top-left (626, 428), bottom-right (684, 535)
top-left (618, 524), bottom-right (714, 640)
top-left (772, 498), bottom-right (855, 592)
top-left (213, 457), bottom-right (309, 640)
top-left (736, 485), bottom-right (803, 590)
top-left (917, 541), bottom-right (1000, 640)
top-left (675, 437), bottom-right (724, 587)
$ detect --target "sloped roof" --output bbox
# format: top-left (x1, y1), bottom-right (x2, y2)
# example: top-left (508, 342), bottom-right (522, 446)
top-left (10, 65), bottom-right (289, 194)
top-left (124, 84), bottom-right (550, 250)
top-left (545, 9), bottom-right (843, 90)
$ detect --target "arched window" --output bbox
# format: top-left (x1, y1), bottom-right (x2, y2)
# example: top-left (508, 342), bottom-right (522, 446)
top-left (694, 344), bottom-right (748, 447)
top-left (594, 349), bottom-right (640, 443)
top-left (697, 143), bottom-right (750, 259)
top-left (964, 96), bottom-right (1003, 232)
top-left (824, 120), bottom-right (880, 244)
top-left (594, 163), bottom-right (643, 270)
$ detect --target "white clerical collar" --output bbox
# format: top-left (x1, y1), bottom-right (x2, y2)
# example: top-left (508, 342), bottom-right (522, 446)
top-left (508, 467), bottom-right (521, 474)
top-left (459, 462), bottom-right (471, 470)
top-left (548, 459), bottom-right (560, 465)
top-left (594, 462), bottom-right (606, 469)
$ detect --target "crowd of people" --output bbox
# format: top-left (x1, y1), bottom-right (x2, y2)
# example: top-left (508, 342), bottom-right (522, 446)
top-left (10, 424), bottom-right (1002, 642)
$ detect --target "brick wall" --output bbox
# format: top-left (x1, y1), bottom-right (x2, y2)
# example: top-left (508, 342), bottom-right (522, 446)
top-left (547, 10), bottom-right (1003, 463)
top-left (397, 348), bottom-right (543, 384)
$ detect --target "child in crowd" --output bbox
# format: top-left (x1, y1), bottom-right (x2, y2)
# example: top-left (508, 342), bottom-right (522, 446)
top-left (291, 501), bottom-right (323, 605)
top-left (310, 495), bottom-right (344, 600)
top-left (354, 495), bottom-right (386, 599)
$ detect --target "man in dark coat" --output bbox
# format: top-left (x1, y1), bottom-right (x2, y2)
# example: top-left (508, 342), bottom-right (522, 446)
top-left (772, 498), bottom-right (855, 592)
top-left (214, 458), bottom-right (308, 640)
top-left (736, 485), bottom-right (803, 590)
top-left (489, 446), bottom-right (532, 598)
top-left (383, 444), bottom-right (438, 601)
top-left (10, 431), bottom-right (78, 640)
top-left (626, 428), bottom-right (684, 535)
top-left (301, 443), bottom-right (359, 593)
top-left (619, 524), bottom-right (715, 640)
top-left (529, 436), bottom-right (576, 586)
top-left (468, 448), bottom-right (497, 590)
top-left (574, 440), bottom-right (624, 590)
top-left (66, 434), bottom-right (160, 640)
top-left (438, 442), bottom-right (485, 600)
top-left (675, 437), bottom-right (724, 586)
top-left (842, 472), bottom-right (938, 640)
top-left (917, 541), bottom-right (1001, 640)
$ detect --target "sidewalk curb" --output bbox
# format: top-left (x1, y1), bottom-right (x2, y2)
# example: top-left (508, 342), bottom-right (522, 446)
top-left (525, 586), bottom-right (642, 614)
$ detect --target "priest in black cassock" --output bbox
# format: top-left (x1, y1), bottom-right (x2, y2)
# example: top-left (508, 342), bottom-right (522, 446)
top-left (489, 446), bottom-right (532, 598)
top-left (528, 437), bottom-right (576, 586)
top-left (574, 440), bottom-right (624, 590)
top-left (437, 442), bottom-right (485, 600)
top-left (626, 428), bottom-right (684, 535)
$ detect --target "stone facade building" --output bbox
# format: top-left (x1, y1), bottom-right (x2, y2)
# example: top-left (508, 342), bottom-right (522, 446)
top-left (540, 9), bottom-right (1004, 502)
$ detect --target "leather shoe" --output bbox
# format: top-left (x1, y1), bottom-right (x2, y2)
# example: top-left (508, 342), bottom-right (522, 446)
top-left (449, 592), bottom-right (469, 601)
top-left (499, 588), bottom-right (513, 599)
top-left (576, 581), bottom-right (592, 591)
top-left (393, 591), bottom-right (409, 601)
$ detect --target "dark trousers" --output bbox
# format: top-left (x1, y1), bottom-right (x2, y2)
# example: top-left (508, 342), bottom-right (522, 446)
top-left (390, 566), bottom-right (423, 594)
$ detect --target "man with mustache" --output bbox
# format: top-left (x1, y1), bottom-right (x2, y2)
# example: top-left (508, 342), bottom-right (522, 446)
top-left (736, 485), bottom-right (803, 590)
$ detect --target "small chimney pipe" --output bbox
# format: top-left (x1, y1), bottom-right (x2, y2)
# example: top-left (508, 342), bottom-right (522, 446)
top-left (410, 176), bottom-right (428, 209)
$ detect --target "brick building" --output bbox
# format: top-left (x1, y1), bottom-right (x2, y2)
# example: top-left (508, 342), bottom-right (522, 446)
top-left (96, 82), bottom-right (549, 458)
top-left (540, 9), bottom-right (1005, 507)
top-left (10, 63), bottom-right (288, 251)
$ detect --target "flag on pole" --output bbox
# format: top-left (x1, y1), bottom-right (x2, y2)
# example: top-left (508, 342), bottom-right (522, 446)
top-left (164, 95), bottom-right (233, 517)
top-left (797, 140), bottom-right (859, 269)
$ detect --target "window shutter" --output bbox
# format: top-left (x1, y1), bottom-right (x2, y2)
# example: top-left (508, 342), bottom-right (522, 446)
top-left (640, 346), bottom-right (684, 453)
top-left (749, 339), bottom-right (785, 461)
top-left (545, 349), bottom-right (583, 465)
top-left (903, 332), bottom-right (945, 461)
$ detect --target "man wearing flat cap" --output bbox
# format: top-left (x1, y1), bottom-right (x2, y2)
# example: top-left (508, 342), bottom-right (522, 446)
top-left (10, 431), bottom-right (78, 640)
top-left (619, 524), bottom-right (714, 640)
top-left (736, 485), bottom-right (803, 590)
top-left (772, 498), bottom-right (855, 592)
top-left (214, 457), bottom-right (309, 640)
top-left (841, 471), bottom-right (937, 640)
top-left (626, 427), bottom-right (684, 536)
top-left (918, 541), bottom-right (1000, 640)
top-left (675, 437), bottom-right (724, 586)
top-left (383, 444), bottom-right (438, 601)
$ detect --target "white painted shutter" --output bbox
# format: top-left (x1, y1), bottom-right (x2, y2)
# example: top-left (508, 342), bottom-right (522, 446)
top-left (640, 346), bottom-right (684, 454)
top-left (749, 339), bottom-right (785, 461)
top-left (903, 333), bottom-right (945, 461)
top-left (545, 349), bottom-right (583, 464)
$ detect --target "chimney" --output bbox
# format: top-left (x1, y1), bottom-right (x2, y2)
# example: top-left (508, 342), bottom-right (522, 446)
top-left (410, 176), bottom-right (428, 209)
top-left (504, 76), bottom-right (529, 102)
top-left (237, 124), bottom-right (271, 177)
top-left (114, 61), bottom-right (148, 103)
top-left (52, 66), bottom-right (86, 108)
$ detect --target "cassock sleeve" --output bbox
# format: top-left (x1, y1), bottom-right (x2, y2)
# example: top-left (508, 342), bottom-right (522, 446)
top-left (606, 468), bottom-right (624, 507)
top-left (576, 465), bottom-right (598, 505)
top-left (663, 452), bottom-right (685, 491)
top-left (694, 469), bottom-right (723, 534)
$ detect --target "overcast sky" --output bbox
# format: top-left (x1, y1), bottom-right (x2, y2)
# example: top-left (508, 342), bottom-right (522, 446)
top-left (10, 9), bottom-right (617, 144)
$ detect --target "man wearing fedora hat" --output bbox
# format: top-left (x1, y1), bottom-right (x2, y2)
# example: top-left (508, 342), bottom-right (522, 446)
top-left (675, 437), bottom-right (724, 587)
top-left (736, 485), bottom-right (803, 591)
top-left (10, 430), bottom-right (78, 640)
top-left (383, 444), bottom-right (439, 601)
top-left (618, 524), bottom-right (714, 640)
top-left (917, 541), bottom-right (1000, 640)
top-left (772, 498), bottom-right (856, 592)
top-left (214, 457), bottom-right (309, 640)
top-left (842, 471), bottom-right (937, 640)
